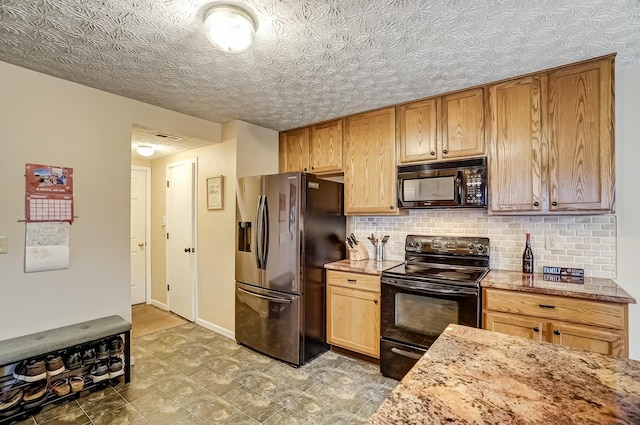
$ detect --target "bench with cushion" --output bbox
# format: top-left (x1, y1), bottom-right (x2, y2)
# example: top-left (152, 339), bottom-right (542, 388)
top-left (0, 315), bottom-right (131, 383)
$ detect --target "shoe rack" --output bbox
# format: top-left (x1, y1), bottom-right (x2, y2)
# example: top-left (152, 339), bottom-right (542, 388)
top-left (0, 333), bottom-right (128, 424)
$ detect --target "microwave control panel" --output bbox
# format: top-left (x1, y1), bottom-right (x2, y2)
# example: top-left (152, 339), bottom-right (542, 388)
top-left (462, 168), bottom-right (486, 206)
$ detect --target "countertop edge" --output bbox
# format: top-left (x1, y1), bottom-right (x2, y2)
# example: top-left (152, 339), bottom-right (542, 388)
top-left (324, 259), bottom-right (404, 276)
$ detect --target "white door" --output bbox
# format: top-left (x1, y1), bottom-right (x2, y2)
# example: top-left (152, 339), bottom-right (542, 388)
top-left (131, 167), bottom-right (150, 305)
top-left (166, 159), bottom-right (196, 321)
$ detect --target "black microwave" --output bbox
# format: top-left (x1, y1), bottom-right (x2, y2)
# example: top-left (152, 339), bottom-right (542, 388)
top-left (397, 157), bottom-right (487, 208)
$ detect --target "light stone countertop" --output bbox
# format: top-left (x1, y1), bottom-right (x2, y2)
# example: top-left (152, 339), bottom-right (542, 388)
top-left (482, 270), bottom-right (636, 304)
top-left (367, 324), bottom-right (640, 425)
top-left (324, 259), bottom-right (404, 276)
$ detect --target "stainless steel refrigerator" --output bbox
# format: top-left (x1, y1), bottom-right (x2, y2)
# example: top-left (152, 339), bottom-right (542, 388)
top-left (235, 172), bottom-right (346, 366)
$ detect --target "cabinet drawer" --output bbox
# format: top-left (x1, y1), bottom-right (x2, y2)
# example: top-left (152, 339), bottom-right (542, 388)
top-left (483, 288), bottom-right (625, 329)
top-left (326, 270), bottom-right (380, 292)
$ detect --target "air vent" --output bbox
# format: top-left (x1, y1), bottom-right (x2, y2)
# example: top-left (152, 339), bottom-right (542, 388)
top-left (155, 133), bottom-right (183, 141)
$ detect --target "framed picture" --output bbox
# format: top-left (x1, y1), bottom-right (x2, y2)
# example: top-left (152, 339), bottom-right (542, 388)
top-left (207, 176), bottom-right (224, 210)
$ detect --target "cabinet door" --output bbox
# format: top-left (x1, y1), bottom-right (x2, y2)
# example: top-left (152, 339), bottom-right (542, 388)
top-left (483, 311), bottom-right (545, 343)
top-left (488, 76), bottom-right (543, 212)
top-left (547, 57), bottom-right (614, 212)
top-left (396, 98), bottom-right (437, 164)
top-left (438, 88), bottom-right (485, 160)
top-left (309, 120), bottom-right (343, 173)
top-left (327, 285), bottom-right (380, 358)
top-left (279, 128), bottom-right (310, 173)
top-left (344, 108), bottom-right (398, 214)
top-left (550, 321), bottom-right (626, 357)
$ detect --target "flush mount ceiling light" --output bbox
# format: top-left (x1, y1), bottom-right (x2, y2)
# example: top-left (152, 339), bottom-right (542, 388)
top-left (136, 144), bottom-right (155, 157)
top-left (203, 4), bottom-right (256, 52)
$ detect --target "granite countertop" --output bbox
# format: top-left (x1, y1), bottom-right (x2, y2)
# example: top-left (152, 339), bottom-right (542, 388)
top-left (324, 259), bottom-right (404, 276)
top-left (482, 270), bottom-right (636, 304)
top-left (367, 324), bottom-right (640, 425)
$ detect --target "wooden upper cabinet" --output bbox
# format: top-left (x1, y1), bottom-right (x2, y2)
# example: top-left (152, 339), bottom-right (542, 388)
top-left (396, 98), bottom-right (438, 163)
top-left (344, 108), bottom-right (400, 215)
top-left (438, 88), bottom-right (485, 160)
top-left (279, 127), bottom-right (309, 173)
top-left (488, 75), bottom-right (543, 213)
top-left (547, 57), bottom-right (614, 212)
top-left (309, 119), bottom-right (343, 173)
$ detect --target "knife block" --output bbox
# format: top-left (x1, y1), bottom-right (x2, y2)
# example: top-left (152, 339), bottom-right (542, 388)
top-left (347, 243), bottom-right (369, 261)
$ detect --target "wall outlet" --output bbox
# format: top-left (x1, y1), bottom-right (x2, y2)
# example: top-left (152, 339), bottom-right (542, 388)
top-left (545, 236), bottom-right (558, 250)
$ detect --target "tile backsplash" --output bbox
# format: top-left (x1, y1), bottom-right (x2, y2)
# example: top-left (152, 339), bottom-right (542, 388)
top-left (351, 211), bottom-right (616, 279)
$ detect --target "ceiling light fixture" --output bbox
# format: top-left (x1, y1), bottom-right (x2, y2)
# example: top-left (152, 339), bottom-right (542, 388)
top-left (203, 4), bottom-right (256, 52)
top-left (136, 144), bottom-right (155, 157)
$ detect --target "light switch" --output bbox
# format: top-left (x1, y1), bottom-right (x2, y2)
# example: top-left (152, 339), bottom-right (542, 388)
top-left (161, 216), bottom-right (166, 226)
top-left (0, 236), bottom-right (7, 254)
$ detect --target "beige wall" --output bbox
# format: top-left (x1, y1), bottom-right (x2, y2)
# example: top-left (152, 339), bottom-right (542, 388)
top-left (616, 62), bottom-right (640, 360)
top-left (148, 120), bottom-right (277, 336)
top-left (0, 60), bottom-right (220, 340)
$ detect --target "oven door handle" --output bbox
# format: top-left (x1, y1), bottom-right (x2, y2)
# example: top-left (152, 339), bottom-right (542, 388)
top-left (390, 347), bottom-right (424, 360)
top-left (382, 279), bottom-right (478, 296)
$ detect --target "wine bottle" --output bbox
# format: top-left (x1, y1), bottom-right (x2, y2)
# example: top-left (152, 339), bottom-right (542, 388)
top-left (522, 233), bottom-right (534, 274)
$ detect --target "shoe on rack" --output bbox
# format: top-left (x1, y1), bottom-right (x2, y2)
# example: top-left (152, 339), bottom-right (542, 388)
top-left (46, 353), bottom-right (65, 377)
top-left (69, 376), bottom-right (84, 393)
top-left (109, 336), bottom-right (124, 355)
top-left (13, 358), bottom-right (47, 382)
top-left (88, 361), bottom-right (110, 383)
top-left (65, 350), bottom-right (82, 370)
top-left (96, 339), bottom-right (110, 360)
top-left (51, 378), bottom-right (70, 397)
top-left (0, 385), bottom-right (23, 417)
top-left (23, 381), bottom-right (48, 409)
top-left (82, 346), bottom-right (96, 366)
top-left (108, 356), bottom-right (124, 378)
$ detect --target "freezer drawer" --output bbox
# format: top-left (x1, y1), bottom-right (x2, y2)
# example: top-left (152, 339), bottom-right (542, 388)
top-left (235, 282), bottom-right (301, 365)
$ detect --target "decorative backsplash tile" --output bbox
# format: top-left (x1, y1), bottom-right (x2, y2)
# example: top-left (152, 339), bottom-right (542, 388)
top-left (351, 211), bottom-right (616, 279)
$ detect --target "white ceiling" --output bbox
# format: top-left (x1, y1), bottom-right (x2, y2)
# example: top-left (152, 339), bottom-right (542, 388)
top-left (1, 0), bottom-right (639, 136)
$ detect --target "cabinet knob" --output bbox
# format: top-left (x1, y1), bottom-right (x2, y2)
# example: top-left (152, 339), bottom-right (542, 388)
top-left (553, 329), bottom-right (560, 336)
top-left (551, 201), bottom-right (558, 207)
top-left (442, 149), bottom-right (448, 154)
top-left (533, 202), bottom-right (539, 207)
top-left (430, 151), bottom-right (435, 156)
top-left (303, 168), bottom-right (307, 172)
top-left (311, 166), bottom-right (315, 170)
top-left (533, 327), bottom-right (540, 333)
top-left (374, 299), bottom-right (378, 305)
top-left (390, 205), bottom-right (394, 210)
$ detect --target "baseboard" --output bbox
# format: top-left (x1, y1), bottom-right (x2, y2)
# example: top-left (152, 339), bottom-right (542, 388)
top-left (196, 318), bottom-right (235, 340)
top-left (150, 299), bottom-right (168, 311)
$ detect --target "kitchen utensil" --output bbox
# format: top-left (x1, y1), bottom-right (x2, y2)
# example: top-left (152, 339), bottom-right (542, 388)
top-left (382, 235), bottom-right (390, 244)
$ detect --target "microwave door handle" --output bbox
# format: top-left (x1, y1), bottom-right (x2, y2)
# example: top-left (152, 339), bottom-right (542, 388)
top-left (456, 170), bottom-right (463, 205)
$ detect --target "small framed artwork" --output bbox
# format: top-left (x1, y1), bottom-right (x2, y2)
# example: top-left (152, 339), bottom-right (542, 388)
top-left (207, 176), bottom-right (224, 210)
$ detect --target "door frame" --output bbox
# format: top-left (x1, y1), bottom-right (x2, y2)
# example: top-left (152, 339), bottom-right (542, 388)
top-left (131, 165), bottom-right (152, 305)
top-left (165, 158), bottom-right (198, 321)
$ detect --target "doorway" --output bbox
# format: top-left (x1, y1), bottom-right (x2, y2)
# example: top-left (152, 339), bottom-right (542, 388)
top-left (131, 166), bottom-right (150, 305)
top-left (166, 159), bottom-right (197, 321)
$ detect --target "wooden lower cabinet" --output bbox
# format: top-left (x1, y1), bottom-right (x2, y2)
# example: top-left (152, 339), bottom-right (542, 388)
top-left (326, 270), bottom-right (380, 358)
top-left (483, 288), bottom-right (629, 357)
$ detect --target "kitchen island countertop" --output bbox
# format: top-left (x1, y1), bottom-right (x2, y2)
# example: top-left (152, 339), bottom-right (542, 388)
top-left (324, 259), bottom-right (404, 275)
top-left (367, 324), bottom-right (640, 425)
top-left (482, 269), bottom-right (636, 304)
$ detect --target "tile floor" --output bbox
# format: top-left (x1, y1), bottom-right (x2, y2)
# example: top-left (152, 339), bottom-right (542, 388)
top-left (14, 323), bottom-right (397, 425)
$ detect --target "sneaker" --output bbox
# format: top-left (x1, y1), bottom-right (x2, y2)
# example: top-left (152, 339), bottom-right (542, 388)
top-left (0, 385), bottom-right (23, 417)
top-left (88, 361), bottom-right (109, 383)
top-left (13, 358), bottom-right (47, 382)
top-left (82, 346), bottom-right (96, 365)
top-left (96, 339), bottom-right (110, 360)
top-left (69, 376), bottom-right (84, 393)
top-left (65, 350), bottom-right (82, 370)
top-left (45, 353), bottom-right (65, 376)
top-left (108, 356), bottom-right (124, 378)
top-left (22, 381), bottom-right (48, 409)
top-left (51, 378), bottom-right (70, 397)
top-left (109, 336), bottom-right (124, 355)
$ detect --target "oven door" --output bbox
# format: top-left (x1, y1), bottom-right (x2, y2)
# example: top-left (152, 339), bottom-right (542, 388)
top-left (380, 276), bottom-right (479, 349)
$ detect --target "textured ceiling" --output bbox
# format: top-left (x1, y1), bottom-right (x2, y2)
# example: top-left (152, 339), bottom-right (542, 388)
top-left (1, 0), bottom-right (639, 134)
top-left (130, 125), bottom-right (215, 160)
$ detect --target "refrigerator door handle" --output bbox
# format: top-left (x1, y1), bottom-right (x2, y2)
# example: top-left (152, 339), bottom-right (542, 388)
top-left (262, 196), bottom-right (270, 268)
top-left (237, 287), bottom-right (292, 304)
top-left (255, 195), bottom-right (264, 269)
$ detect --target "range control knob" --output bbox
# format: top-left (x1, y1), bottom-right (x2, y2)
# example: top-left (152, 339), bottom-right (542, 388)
top-left (468, 243), bottom-right (475, 252)
top-left (414, 241), bottom-right (422, 250)
top-left (477, 244), bottom-right (485, 252)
